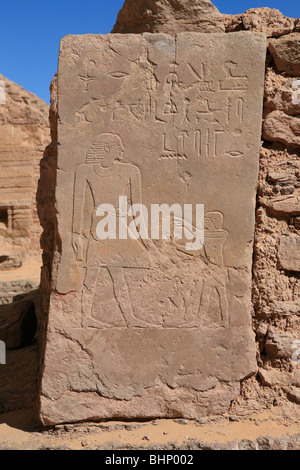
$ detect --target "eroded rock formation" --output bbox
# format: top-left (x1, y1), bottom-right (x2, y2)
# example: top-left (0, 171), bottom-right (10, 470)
top-left (112, 2), bottom-right (298, 38)
top-left (251, 41), bottom-right (300, 410)
top-left (112, 0), bottom-right (224, 34)
top-left (224, 7), bottom-right (296, 37)
top-left (0, 74), bottom-right (50, 270)
top-left (0, 76), bottom-right (49, 417)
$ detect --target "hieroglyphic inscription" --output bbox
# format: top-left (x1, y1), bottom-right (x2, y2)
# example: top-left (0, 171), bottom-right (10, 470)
top-left (79, 60), bottom-right (96, 92)
top-left (76, 52), bottom-right (250, 160)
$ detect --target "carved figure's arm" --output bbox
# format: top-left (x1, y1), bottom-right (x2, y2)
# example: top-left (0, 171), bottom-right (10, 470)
top-left (72, 166), bottom-right (87, 260)
top-left (129, 166), bottom-right (153, 249)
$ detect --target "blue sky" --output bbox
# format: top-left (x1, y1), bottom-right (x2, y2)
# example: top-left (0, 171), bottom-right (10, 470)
top-left (0, 0), bottom-right (298, 104)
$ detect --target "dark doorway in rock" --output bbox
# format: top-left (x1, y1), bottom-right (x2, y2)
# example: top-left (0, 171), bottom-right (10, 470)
top-left (0, 208), bottom-right (8, 229)
top-left (20, 302), bottom-right (37, 348)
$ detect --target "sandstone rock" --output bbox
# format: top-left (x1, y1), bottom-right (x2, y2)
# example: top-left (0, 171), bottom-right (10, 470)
top-left (268, 301), bottom-right (300, 317)
top-left (258, 368), bottom-right (300, 387)
top-left (268, 171), bottom-right (296, 186)
top-left (252, 17), bottom-right (300, 403)
top-left (278, 234), bottom-right (300, 272)
top-left (269, 33), bottom-right (300, 76)
top-left (0, 74), bottom-right (50, 270)
top-left (112, 0), bottom-right (224, 34)
top-left (294, 216), bottom-right (300, 229)
top-left (263, 110), bottom-right (300, 148)
top-left (39, 32), bottom-right (266, 425)
top-left (273, 197), bottom-right (300, 214)
top-left (256, 323), bottom-right (268, 339)
top-left (264, 69), bottom-right (300, 116)
top-left (224, 8), bottom-right (295, 38)
top-left (36, 75), bottom-right (58, 277)
top-left (284, 386), bottom-right (300, 404)
top-left (258, 434), bottom-right (300, 451)
top-left (264, 328), bottom-right (300, 360)
top-left (260, 194), bottom-right (300, 216)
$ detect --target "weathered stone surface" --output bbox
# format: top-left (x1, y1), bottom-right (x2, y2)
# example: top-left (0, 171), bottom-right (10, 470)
top-left (39, 32), bottom-right (266, 425)
top-left (253, 143), bottom-right (300, 405)
top-left (267, 300), bottom-right (300, 317)
top-left (294, 216), bottom-right (300, 229)
top-left (268, 171), bottom-right (297, 185)
top-left (284, 387), bottom-right (300, 405)
top-left (263, 110), bottom-right (300, 148)
top-left (264, 328), bottom-right (300, 360)
top-left (269, 33), bottom-right (300, 76)
top-left (260, 194), bottom-right (300, 216)
top-left (278, 235), bottom-right (300, 272)
top-left (264, 69), bottom-right (300, 116)
top-left (224, 8), bottom-right (295, 37)
top-left (258, 368), bottom-right (300, 388)
top-left (0, 74), bottom-right (50, 270)
top-left (112, 0), bottom-right (224, 34)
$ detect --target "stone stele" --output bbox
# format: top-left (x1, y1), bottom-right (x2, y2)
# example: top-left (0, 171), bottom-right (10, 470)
top-left (39, 32), bottom-right (266, 425)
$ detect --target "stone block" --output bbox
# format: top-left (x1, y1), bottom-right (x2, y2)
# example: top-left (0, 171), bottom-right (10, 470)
top-left (39, 32), bottom-right (266, 425)
top-left (278, 234), bottom-right (300, 272)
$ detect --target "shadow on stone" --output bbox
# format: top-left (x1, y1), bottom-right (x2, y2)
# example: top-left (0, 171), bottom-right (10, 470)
top-left (0, 289), bottom-right (40, 430)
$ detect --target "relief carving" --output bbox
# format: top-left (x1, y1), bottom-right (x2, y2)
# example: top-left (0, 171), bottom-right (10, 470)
top-left (72, 132), bottom-right (230, 329)
top-left (72, 133), bottom-right (154, 328)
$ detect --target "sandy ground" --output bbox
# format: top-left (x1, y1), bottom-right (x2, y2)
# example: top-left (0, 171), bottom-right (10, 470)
top-left (0, 259), bottom-right (41, 284)
top-left (0, 408), bottom-right (299, 450)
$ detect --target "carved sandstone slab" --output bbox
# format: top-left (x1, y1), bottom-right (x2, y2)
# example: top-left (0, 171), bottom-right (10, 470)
top-left (40, 32), bottom-right (266, 425)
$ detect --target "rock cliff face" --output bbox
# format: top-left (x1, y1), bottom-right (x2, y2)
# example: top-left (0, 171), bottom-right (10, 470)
top-left (0, 76), bottom-right (49, 417)
top-left (113, 2), bottom-right (297, 37)
top-left (0, 74), bottom-right (50, 270)
top-left (250, 32), bottom-right (300, 413)
top-left (112, 0), bottom-right (224, 33)
top-left (224, 7), bottom-right (296, 37)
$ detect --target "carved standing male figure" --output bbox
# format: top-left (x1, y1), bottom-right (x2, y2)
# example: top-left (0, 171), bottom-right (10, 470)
top-left (72, 133), bottom-right (152, 328)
